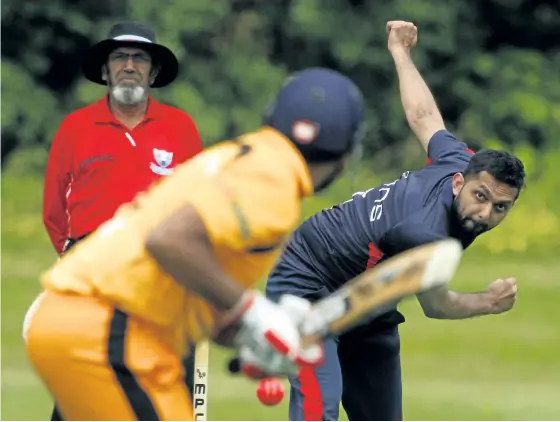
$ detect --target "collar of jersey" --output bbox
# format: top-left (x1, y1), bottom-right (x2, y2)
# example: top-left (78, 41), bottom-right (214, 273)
top-left (442, 178), bottom-right (455, 209)
top-left (93, 94), bottom-right (165, 124)
top-left (257, 127), bottom-right (314, 198)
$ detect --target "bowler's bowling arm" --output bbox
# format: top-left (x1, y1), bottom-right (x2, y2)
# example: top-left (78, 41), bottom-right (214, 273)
top-left (391, 48), bottom-right (446, 152)
top-left (416, 285), bottom-right (494, 320)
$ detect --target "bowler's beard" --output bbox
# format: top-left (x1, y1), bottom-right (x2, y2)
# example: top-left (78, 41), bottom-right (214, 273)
top-left (452, 195), bottom-right (490, 236)
top-left (110, 83), bottom-right (146, 106)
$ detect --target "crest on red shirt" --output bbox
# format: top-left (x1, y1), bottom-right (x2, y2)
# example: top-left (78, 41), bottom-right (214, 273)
top-left (151, 148), bottom-right (174, 175)
top-left (154, 148), bottom-right (174, 168)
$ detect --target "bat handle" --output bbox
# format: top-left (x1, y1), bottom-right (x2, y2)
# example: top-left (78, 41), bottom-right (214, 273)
top-left (226, 331), bottom-right (323, 376)
top-left (227, 357), bottom-right (241, 374)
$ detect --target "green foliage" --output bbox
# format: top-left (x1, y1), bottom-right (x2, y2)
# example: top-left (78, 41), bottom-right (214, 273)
top-left (1, 0), bottom-right (558, 256)
top-left (1, 60), bottom-right (61, 148)
top-left (2, 0), bottom-right (558, 169)
top-left (458, 49), bottom-right (560, 150)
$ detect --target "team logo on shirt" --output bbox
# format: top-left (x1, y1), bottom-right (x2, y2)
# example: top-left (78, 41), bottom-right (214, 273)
top-left (150, 148), bottom-right (174, 176)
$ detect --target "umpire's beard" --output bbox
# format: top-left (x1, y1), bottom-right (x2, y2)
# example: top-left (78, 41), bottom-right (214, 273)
top-left (110, 83), bottom-right (146, 106)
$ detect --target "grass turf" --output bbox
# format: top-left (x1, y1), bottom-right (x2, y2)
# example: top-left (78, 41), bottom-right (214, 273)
top-left (2, 175), bottom-right (559, 420)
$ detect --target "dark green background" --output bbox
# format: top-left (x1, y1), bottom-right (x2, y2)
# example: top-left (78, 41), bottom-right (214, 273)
top-left (2, 1), bottom-right (559, 420)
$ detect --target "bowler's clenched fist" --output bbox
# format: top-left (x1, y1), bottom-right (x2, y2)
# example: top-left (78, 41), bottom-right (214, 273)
top-left (386, 20), bottom-right (418, 52)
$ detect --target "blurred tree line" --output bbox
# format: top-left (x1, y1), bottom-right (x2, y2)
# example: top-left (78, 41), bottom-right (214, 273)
top-left (1, 0), bottom-right (559, 255)
top-left (2, 0), bottom-right (559, 171)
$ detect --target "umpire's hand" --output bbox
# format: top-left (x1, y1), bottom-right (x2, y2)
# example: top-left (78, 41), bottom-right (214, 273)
top-left (386, 20), bottom-right (418, 52)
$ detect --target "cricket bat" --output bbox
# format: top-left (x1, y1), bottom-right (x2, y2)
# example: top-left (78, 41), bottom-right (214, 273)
top-left (192, 339), bottom-right (209, 421)
top-left (228, 238), bottom-right (463, 372)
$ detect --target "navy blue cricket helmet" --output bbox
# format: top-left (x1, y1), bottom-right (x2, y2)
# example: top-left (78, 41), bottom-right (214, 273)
top-left (264, 68), bottom-right (366, 163)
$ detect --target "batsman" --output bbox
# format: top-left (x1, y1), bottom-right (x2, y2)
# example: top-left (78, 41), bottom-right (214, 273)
top-left (23, 68), bottom-right (366, 421)
top-left (263, 21), bottom-right (526, 421)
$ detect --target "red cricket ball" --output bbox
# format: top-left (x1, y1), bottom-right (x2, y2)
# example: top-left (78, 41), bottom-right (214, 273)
top-left (256, 377), bottom-right (285, 406)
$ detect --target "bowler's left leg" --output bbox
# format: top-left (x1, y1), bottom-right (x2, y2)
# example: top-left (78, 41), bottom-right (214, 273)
top-left (338, 323), bottom-right (403, 421)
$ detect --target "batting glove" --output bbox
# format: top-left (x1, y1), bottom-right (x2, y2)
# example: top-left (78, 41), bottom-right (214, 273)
top-left (219, 291), bottom-right (325, 379)
top-left (233, 293), bottom-right (326, 379)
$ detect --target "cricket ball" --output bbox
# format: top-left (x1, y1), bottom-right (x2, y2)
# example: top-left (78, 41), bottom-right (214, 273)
top-left (256, 377), bottom-right (285, 406)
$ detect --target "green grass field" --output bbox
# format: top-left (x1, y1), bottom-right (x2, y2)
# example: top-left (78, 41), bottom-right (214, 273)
top-left (2, 175), bottom-right (560, 420)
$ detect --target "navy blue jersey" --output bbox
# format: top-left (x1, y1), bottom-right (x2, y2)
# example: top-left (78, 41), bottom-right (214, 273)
top-left (273, 130), bottom-right (477, 295)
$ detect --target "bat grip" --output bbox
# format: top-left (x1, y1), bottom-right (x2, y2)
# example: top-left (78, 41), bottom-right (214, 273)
top-left (226, 305), bottom-right (331, 376)
top-left (227, 357), bottom-right (241, 374)
top-left (226, 331), bottom-right (322, 375)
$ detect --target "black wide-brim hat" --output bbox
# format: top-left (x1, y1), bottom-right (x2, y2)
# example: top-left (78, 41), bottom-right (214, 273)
top-left (82, 21), bottom-right (179, 88)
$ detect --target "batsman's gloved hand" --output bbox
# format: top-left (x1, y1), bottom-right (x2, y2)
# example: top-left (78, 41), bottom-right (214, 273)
top-left (234, 293), bottom-right (325, 380)
top-left (216, 291), bottom-right (325, 380)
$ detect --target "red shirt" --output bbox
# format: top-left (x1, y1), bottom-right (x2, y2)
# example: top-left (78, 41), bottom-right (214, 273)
top-left (43, 96), bottom-right (203, 254)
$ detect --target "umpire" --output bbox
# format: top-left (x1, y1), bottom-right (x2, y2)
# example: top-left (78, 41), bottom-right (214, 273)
top-left (42, 21), bottom-right (203, 420)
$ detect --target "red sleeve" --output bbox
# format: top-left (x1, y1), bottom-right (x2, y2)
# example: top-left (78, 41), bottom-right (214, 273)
top-left (175, 112), bottom-right (203, 164)
top-left (43, 119), bottom-right (73, 254)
